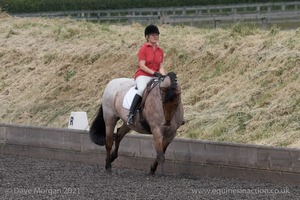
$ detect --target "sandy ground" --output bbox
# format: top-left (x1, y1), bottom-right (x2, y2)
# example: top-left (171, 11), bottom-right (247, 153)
top-left (1, 154), bottom-right (299, 200)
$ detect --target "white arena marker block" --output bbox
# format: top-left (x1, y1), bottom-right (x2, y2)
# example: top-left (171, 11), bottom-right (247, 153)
top-left (68, 111), bottom-right (89, 130)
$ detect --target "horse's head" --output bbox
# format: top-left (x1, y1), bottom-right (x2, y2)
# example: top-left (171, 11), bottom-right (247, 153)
top-left (160, 72), bottom-right (181, 126)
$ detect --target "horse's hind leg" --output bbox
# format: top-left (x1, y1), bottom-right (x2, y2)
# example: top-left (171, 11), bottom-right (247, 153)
top-left (111, 123), bottom-right (130, 163)
top-left (104, 119), bottom-right (118, 172)
top-left (105, 133), bottom-right (113, 171)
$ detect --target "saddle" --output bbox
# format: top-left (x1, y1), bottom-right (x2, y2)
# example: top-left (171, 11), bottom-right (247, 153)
top-left (122, 78), bottom-right (161, 133)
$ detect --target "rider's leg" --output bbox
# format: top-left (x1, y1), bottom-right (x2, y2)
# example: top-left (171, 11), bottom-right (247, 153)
top-left (127, 76), bottom-right (153, 125)
top-left (126, 94), bottom-right (142, 125)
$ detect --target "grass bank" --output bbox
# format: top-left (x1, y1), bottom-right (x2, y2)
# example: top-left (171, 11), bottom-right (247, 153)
top-left (0, 13), bottom-right (299, 147)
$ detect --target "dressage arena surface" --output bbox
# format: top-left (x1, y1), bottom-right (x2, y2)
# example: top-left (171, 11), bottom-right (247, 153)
top-left (1, 154), bottom-right (299, 200)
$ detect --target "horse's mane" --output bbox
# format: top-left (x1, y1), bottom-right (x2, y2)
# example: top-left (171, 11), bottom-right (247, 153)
top-left (162, 72), bottom-right (178, 103)
top-left (138, 71), bottom-right (181, 131)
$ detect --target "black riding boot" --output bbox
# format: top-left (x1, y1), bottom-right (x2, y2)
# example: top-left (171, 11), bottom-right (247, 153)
top-left (127, 94), bottom-right (142, 125)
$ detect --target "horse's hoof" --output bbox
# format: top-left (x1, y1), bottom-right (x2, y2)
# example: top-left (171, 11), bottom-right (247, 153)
top-left (105, 164), bottom-right (112, 173)
top-left (110, 154), bottom-right (118, 163)
top-left (148, 170), bottom-right (155, 177)
top-left (105, 167), bottom-right (112, 174)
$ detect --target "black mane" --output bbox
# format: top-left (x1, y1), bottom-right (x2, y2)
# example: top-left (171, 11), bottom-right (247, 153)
top-left (163, 72), bottom-right (178, 103)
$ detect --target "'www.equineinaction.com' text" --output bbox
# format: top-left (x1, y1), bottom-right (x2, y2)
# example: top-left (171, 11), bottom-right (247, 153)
top-left (191, 187), bottom-right (290, 195)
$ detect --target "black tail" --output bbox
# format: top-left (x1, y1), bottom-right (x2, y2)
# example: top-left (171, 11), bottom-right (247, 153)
top-left (89, 104), bottom-right (106, 146)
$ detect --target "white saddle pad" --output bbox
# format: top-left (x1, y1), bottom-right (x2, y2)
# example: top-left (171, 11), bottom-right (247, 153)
top-left (122, 86), bottom-right (137, 109)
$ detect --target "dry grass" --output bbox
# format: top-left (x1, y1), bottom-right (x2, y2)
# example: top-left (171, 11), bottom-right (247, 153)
top-left (0, 14), bottom-right (299, 147)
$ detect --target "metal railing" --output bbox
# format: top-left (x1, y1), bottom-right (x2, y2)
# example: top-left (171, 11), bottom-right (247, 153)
top-left (14, 2), bottom-right (300, 26)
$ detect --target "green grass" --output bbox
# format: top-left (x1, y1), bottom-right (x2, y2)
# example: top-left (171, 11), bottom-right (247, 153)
top-left (43, 53), bottom-right (57, 65)
top-left (52, 25), bottom-right (82, 40)
top-left (6, 29), bottom-right (18, 38)
top-left (13, 22), bottom-right (49, 29)
top-left (268, 25), bottom-right (280, 36)
top-left (249, 131), bottom-right (266, 141)
top-left (230, 23), bottom-right (259, 37)
top-left (64, 70), bottom-right (76, 82)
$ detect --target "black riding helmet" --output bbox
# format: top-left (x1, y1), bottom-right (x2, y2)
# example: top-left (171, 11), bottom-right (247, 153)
top-left (144, 24), bottom-right (160, 37)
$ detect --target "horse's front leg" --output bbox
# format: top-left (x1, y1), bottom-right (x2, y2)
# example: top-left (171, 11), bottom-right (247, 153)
top-left (149, 130), bottom-right (169, 176)
top-left (150, 153), bottom-right (165, 176)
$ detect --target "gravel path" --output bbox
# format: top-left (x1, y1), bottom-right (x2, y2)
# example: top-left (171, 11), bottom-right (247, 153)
top-left (1, 154), bottom-right (299, 200)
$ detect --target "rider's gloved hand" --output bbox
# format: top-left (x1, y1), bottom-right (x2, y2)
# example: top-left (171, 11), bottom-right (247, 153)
top-left (153, 72), bottom-right (163, 79)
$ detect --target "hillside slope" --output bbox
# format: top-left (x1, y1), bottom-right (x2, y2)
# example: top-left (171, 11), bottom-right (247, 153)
top-left (0, 14), bottom-right (299, 147)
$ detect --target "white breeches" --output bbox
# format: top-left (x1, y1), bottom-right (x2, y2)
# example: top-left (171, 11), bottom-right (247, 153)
top-left (135, 76), bottom-right (155, 96)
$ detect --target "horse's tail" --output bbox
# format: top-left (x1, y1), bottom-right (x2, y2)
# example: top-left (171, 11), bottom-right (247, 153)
top-left (89, 104), bottom-right (106, 146)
